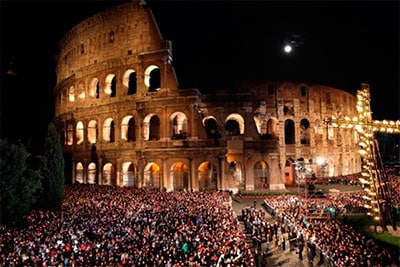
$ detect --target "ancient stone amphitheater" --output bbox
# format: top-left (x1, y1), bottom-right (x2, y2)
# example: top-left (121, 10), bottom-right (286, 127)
top-left (54, 1), bottom-right (361, 193)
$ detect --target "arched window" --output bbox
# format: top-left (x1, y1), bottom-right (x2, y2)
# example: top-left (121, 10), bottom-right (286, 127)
top-left (103, 118), bottom-right (115, 143)
top-left (203, 117), bottom-right (220, 139)
top-left (171, 162), bottom-right (189, 191)
top-left (284, 119), bottom-right (295, 144)
top-left (76, 121), bottom-right (84, 145)
top-left (121, 116), bottom-right (136, 141)
top-left (102, 163), bottom-right (115, 185)
top-left (170, 112), bottom-right (188, 139)
top-left (75, 162), bottom-right (84, 184)
top-left (87, 162), bottom-right (97, 184)
top-left (67, 123), bottom-right (74, 145)
top-left (87, 120), bottom-right (97, 144)
top-left (123, 69), bottom-right (137, 95)
top-left (198, 161), bottom-right (217, 190)
top-left (225, 113), bottom-right (245, 136)
top-left (300, 119), bottom-right (310, 144)
top-left (254, 161), bottom-right (269, 189)
top-left (144, 162), bottom-right (161, 188)
top-left (105, 74), bottom-right (116, 97)
top-left (144, 65), bottom-right (161, 92)
top-left (89, 78), bottom-right (99, 98)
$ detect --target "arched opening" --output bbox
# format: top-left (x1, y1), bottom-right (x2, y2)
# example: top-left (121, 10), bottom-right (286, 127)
top-left (149, 116), bottom-right (160, 141)
top-left (254, 161), bottom-right (269, 189)
top-left (122, 162), bottom-right (136, 187)
top-left (67, 123), bottom-right (73, 145)
top-left (170, 112), bottom-right (188, 139)
top-left (144, 162), bottom-right (160, 188)
top-left (87, 120), bottom-right (97, 144)
top-left (300, 118), bottom-right (310, 144)
top-left (89, 78), bottom-right (99, 98)
top-left (103, 118), bottom-right (115, 143)
top-left (76, 121), bottom-right (84, 145)
top-left (144, 65), bottom-right (161, 92)
top-left (102, 163), bottom-right (115, 185)
top-left (121, 116), bottom-right (136, 142)
top-left (228, 160), bottom-right (245, 190)
top-left (198, 161), bottom-right (217, 190)
top-left (284, 119), bottom-right (295, 144)
top-left (88, 162), bottom-right (97, 184)
top-left (75, 162), bottom-right (84, 184)
top-left (123, 69), bottom-right (137, 95)
top-left (225, 113), bottom-right (245, 136)
top-left (171, 162), bottom-right (189, 191)
top-left (203, 117), bottom-right (220, 139)
top-left (105, 74), bottom-right (116, 97)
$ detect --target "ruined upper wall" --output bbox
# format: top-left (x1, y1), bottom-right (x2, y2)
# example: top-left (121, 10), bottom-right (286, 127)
top-left (55, 1), bottom-right (166, 84)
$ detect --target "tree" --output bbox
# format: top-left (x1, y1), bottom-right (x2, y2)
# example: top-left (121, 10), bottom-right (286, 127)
top-left (39, 123), bottom-right (65, 211)
top-left (0, 139), bottom-right (42, 226)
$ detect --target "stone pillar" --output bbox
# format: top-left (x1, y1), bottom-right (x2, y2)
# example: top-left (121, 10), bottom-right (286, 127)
top-left (190, 158), bottom-right (197, 191)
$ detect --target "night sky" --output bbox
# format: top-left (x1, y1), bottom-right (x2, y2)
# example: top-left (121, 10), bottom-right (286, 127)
top-left (1, 0), bottom-right (399, 147)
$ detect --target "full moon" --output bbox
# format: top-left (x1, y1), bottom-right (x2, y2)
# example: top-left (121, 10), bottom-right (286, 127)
top-left (284, 44), bottom-right (292, 53)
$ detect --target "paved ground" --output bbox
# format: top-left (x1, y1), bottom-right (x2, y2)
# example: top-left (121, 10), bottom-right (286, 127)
top-left (230, 184), bottom-right (362, 266)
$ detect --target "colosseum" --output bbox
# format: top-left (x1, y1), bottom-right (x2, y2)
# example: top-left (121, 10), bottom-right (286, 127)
top-left (54, 0), bottom-right (361, 193)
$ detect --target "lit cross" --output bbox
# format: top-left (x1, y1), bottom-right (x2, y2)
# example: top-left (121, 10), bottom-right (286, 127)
top-left (325, 83), bottom-right (399, 230)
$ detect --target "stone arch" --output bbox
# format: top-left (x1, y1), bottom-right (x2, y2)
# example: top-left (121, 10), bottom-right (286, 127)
top-left (121, 115), bottom-right (136, 141)
top-left (68, 86), bottom-right (75, 102)
top-left (89, 77), bottom-right (99, 98)
top-left (284, 119), bottom-right (295, 144)
top-left (103, 118), bottom-right (115, 143)
top-left (87, 120), bottom-right (97, 144)
top-left (300, 118), bottom-right (310, 144)
top-left (67, 123), bottom-right (74, 145)
top-left (105, 74), bottom-right (116, 97)
top-left (122, 162), bottom-right (136, 187)
top-left (254, 161), bottom-right (269, 189)
top-left (75, 162), bottom-right (84, 184)
top-left (76, 121), bottom-right (84, 145)
top-left (198, 161), bottom-right (217, 190)
top-left (143, 114), bottom-right (160, 141)
top-left (225, 113), bottom-right (245, 136)
top-left (87, 162), bottom-right (97, 184)
top-left (102, 163), bottom-right (115, 185)
top-left (203, 116), bottom-right (220, 139)
top-left (144, 162), bottom-right (161, 188)
top-left (123, 69), bottom-right (137, 95)
top-left (144, 65), bottom-right (161, 92)
top-left (170, 162), bottom-right (189, 191)
top-left (228, 160), bottom-right (245, 190)
top-left (170, 111), bottom-right (188, 139)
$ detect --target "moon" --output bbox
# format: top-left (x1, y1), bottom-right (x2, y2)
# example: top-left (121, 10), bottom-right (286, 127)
top-left (284, 44), bottom-right (292, 53)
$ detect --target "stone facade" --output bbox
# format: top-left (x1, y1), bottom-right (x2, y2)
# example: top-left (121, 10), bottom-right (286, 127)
top-left (54, 1), bottom-right (361, 193)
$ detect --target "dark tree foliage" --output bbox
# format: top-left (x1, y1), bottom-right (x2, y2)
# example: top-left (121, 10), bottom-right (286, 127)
top-left (0, 139), bottom-right (42, 226)
top-left (40, 123), bottom-right (65, 211)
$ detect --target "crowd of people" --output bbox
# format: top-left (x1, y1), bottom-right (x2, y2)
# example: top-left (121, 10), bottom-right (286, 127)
top-left (0, 186), bottom-right (253, 266)
top-left (0, 174), bottom-right (399, 266)
top-left (256, 174), bottom-right (400, 266)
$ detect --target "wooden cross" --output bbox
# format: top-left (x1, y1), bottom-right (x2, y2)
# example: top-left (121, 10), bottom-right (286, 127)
top-left (325, 83), bottom-right (399, 230)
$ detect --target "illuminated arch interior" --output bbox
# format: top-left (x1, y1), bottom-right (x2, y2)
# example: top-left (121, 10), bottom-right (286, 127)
top-left (76, 121), bottom-right (84, 145)
top-left (225, 113), bottom-right (245, 135)
top-left (87, 120), bottom-right (97, 144)
top-left (89, 78), bottom-right (99, 98)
